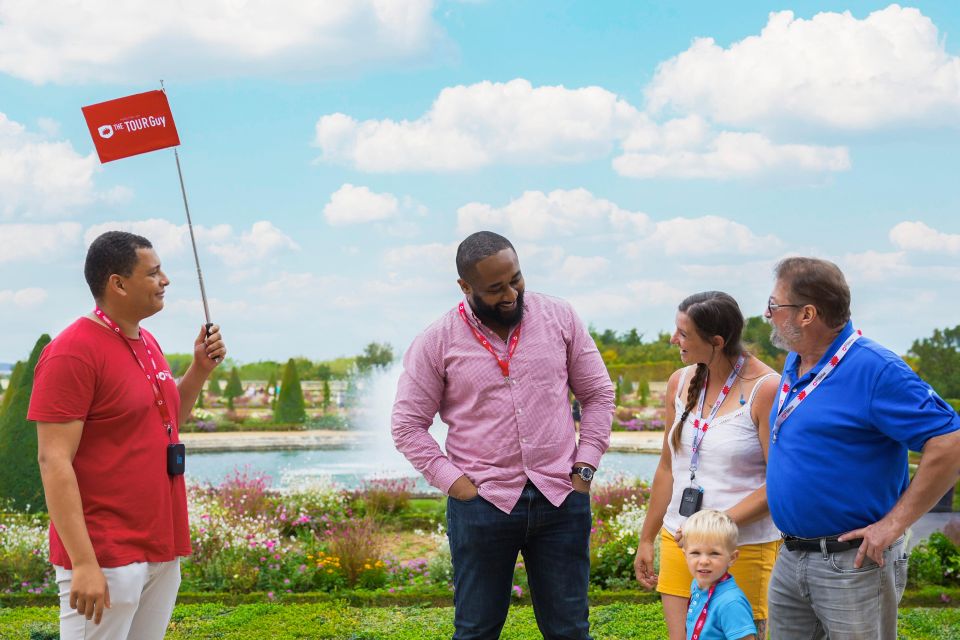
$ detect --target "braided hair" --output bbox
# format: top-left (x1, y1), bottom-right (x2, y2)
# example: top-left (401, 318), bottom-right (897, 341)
top-left (670, 292), bottom-right (747, 452)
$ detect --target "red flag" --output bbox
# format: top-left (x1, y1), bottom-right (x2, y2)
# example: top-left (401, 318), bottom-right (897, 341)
top-left (82, 90), bottom-right (180, 163)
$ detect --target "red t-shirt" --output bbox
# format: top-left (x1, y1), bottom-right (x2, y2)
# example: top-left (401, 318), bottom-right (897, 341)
top-left (28, 317), bottom-right (191, 569)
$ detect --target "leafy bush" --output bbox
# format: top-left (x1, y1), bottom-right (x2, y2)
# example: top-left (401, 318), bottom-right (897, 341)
top-left (591, 476), bottom-right (650, 522)
top-left (0, 334), bottom-right (51, 512)
top-left (326, 515), bottom-right (385, 587)
top-left (908, 532), bottom-right (960, 587)
top-left (0, 507), bottom-right (53, 595)
top-left (356, 478), bottom-right (416, 517)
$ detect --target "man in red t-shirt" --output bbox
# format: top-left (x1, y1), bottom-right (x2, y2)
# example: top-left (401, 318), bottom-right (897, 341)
top-left (28, 231), bottom-right (226, 640)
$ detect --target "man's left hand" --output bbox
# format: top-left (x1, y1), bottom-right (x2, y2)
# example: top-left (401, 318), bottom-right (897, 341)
top-left (194, 324), bottom-right (226, 373)
top-left (571, 474), bottom-right (591, 494)
top-left (838, 518), bottom-right (903, 568)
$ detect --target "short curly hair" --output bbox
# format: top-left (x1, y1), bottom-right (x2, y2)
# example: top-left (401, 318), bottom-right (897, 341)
top-left (84, 231), bottom-right (153, 299)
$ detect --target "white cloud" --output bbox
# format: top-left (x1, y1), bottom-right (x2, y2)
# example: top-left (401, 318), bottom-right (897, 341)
top-left (0, 0), bottom-right (446, 84)
top-left (889, 221), bottom-right (960, 254)
top-left (207, 221), bottom-right (300, 267)
top-left (560, 256), bottom-right (610, 283)
top-left (0, 287), bottom-right (48, 308)
top-left (567, 280), bottom-right (685, 316)
top-left (0, 112), bottom-right (99, 217)
top-left (0, 222), bottom-right (83, 263)
top-left (842, 250), bottom-right (910, 282)
top-left (645, 5), bottom-right (960, 129)
top-left (83, 219), bottom-right (294, 267)
top-left (457, 188), bottom-right (650, 240)
top-left (324, 184), bottom-right (400, 225)
top-left (315, 78), bottom-right (640, 171)
top-left (614, 131), bottom-right (849, 179)
top-left (383, 242), bottom-right (456, 273)
top-left (624, 215), bottom-right (783, 257)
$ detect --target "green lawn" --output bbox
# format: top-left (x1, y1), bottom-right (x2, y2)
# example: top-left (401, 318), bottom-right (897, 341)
top-left (3, 603), bottom-right (959, 639)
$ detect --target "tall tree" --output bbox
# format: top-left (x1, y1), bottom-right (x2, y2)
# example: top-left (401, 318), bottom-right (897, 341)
top-left (355, 342), bottom-right (394, 371)
top-left (909, 325), bottom-right (960, 399)
top-left (275, 358), bottom-right (307, 424)
top-left (224, 367), bottom-right (244, 410)
top-left (0, 334), bottom-right (51, 512)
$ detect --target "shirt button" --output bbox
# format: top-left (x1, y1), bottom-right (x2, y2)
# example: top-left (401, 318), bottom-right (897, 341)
top-left (516, 408), bottom-right (522, 415)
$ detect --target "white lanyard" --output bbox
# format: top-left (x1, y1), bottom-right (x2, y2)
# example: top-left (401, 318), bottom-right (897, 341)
top-left (773, 329), bottom-right (862, 443)
top-left (689, 355), bottom-right (746, 478)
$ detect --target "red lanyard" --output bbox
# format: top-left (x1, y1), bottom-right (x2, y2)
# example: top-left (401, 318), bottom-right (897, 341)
top-left (690, 572), bottom-right (731, 640)
top-left (773, 329), bottom-right (862, 443)
top-left (94, 307), bottom-right (176, 442)
top-left (689, 355), bottom-right (745, 477)
top-left (457, 301), bottom-right (521, 379)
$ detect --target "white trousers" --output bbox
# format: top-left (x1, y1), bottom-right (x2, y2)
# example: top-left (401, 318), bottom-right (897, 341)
top-left (55, 559), bottom-right (181, 640)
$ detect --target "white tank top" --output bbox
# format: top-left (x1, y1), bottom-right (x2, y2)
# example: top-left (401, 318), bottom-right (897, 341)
top-left (662, 366), bottom-right (782, 545)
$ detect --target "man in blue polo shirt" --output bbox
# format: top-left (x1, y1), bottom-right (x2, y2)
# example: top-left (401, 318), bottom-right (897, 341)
top-left (764, 257), bottom-right (960, 640)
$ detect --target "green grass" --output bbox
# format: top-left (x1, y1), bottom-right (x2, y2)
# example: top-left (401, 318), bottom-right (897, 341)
top-left (2, 603), bottom-right (958, 639)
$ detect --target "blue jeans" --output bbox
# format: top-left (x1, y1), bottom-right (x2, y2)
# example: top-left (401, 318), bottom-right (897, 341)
top-left (768, 537), bottom-right (907, 639)
top-left (446, 482), bottom-right (593, 640)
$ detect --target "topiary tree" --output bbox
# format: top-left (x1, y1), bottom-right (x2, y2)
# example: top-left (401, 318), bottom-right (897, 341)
top-left (0, 360), bottom-right (24, 416)
top-left (207, 377), bottom-right (222, 397)
top-left (639, 378), bottom-right (650, 407)
top-left (0, 334), bottom-right (52, 512)
top-left (275, 358), bottom-right (306, 424)
top-left (322, 378), bottom-right (332, 412)
top-left (224, 367), bottom-right (243, 410)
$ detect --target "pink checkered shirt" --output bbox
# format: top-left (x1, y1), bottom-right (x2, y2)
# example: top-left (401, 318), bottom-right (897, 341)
top-left (392, 291), bottom-right (614, 513)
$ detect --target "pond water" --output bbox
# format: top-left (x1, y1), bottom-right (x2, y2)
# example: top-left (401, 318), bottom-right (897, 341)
top-left (186, 448), bottom-right (660, 491)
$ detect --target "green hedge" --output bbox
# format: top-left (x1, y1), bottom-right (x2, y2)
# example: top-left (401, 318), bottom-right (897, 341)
top-left (607, 362), bottom-right (677, 385)
top-left (4, 602), bottom-right (960, 639)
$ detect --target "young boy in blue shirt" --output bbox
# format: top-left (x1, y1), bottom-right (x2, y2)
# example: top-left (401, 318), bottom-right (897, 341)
top-left (683, 510), bottom-right (757, 640)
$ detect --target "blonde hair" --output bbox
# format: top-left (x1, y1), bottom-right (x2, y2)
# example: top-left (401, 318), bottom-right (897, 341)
top-left (682, 509), bottom-right (739, 552)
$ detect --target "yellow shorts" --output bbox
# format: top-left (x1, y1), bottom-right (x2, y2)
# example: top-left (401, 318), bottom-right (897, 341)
top-left (655, 527), bottom-right (781, 620)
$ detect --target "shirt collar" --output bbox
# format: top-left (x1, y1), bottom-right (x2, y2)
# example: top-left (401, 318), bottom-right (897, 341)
top-left (786, 320), bottom-right (855, 383)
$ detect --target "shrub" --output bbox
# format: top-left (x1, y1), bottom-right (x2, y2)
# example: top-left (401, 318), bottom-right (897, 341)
top-left (276, 359), bottom-right (307, 424)
top-left (326, 514), bottom-right (384, 587)
top-left (356, 478), bottom-right (416, 517)
top-left (0, 507), bottom-right (53, 595)
top-left (908, 532), bottom-right (960, 587)
top-left (591, 476), bottom-right (651, 522)
top-left (0, 334), bottom-right (51, 512)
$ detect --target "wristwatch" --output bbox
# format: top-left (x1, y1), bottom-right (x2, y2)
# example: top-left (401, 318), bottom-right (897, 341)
top-left (571, 465), bottom-right (594, 482)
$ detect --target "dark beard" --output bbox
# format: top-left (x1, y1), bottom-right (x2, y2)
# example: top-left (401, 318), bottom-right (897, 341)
top-left (471, 289), bottom-right (525, 329)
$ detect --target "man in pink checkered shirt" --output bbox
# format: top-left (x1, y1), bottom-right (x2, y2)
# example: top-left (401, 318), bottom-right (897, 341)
top-left (392, 231), bottom-right (614, 640)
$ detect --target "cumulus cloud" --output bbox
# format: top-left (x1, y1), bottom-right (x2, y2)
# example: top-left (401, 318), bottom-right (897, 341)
top-left (0, 222), bottom-right (83, 263)
top-left (315, 79), bottom-right (640, 171)
top-left (567, 280), bottom-right (686, 317)
top-left (0, 0), bottom-right (446, 84)
top-left (842, 250), bottom-right (911, 282)
top-left (0, 287), bottom-right (48, 308)
top-left (560, 256), bottom-right (610, 283)
top-left (889, 221), bottom-right (960, 254)
top-left (83, 218), bottom-right (295, 267)
top-left (645, 5), bottom-right (960, 129)
top-left (614, 131), bottom-right (849, 179)
top-left (623, 215), bottom-right (783, 257)
top-left (207, 221), bottom-right (301, 267)
top-left (0, 113), bottom-right (99, 217)
top-left (457, 188), bottom-right (650, 241)
top-left (324, 183), bottom-right (400, 225)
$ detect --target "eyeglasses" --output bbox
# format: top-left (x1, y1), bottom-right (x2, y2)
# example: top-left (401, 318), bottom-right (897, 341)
top-left (767, 298), bottom-right (802, 314)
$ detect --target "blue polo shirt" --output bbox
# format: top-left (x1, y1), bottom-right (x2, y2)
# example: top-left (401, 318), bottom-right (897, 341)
top-left (768, 321), bottom-right (960, 538)
top-left (686, 575), bottom-right (756, 640)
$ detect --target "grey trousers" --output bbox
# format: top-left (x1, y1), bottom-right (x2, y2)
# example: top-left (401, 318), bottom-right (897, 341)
top-left (768, 537), bottom-right (907, 639)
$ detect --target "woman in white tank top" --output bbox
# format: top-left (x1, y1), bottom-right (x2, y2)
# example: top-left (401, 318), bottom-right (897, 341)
top-left (633, 291), bottom-right (781, 640)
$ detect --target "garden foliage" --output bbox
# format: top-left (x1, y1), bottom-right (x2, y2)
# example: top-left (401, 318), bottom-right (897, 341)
top-left (276, 358), bottom-right (307, 424)
top-left (0, 334), bottom-right (50, 512)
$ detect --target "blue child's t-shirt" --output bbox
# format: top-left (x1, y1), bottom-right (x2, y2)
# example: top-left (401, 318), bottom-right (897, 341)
top-left (685, 576), bottom-right (756, 640)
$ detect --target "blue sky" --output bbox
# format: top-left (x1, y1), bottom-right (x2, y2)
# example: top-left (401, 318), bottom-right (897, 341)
top-left (1, 1), bottom-right (958, 364)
